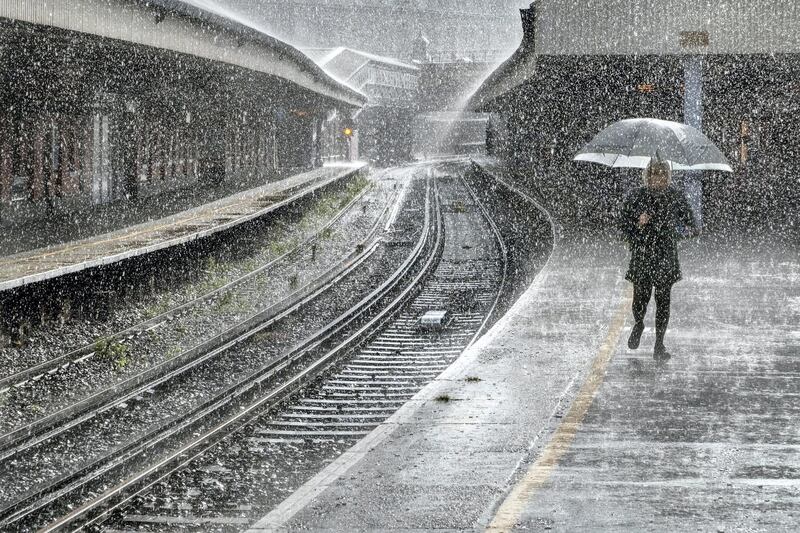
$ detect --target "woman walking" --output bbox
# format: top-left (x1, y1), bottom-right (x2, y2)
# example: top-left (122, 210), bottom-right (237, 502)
top-left (620, 158), bottom-right (697, 360)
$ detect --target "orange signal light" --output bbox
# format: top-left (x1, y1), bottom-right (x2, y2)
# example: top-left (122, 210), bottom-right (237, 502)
top-left (637, 83), bottom-right (655, 93)
top-left (343, 127), bottom-right (353, 137)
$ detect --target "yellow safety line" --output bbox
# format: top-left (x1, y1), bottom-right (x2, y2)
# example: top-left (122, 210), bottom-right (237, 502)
top-left (486, 286), bottom-right (633, 532)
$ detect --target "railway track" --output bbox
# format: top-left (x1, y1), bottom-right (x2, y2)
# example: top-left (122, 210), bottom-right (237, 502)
top-left (0, 175), bottom-right (381, 393)
top-left (0, 172), bottom-right (438, 532)
top-left (0, 173), bottom-right (400, 456)
top-left (88, 170), bottom-right (508, 532)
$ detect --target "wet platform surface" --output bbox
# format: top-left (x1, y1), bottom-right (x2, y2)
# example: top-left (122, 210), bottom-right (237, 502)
top-left (247, 172), bottom-right (799, 531)
top-left (512, 237), bottom-right (799, 532)
top-left (0, 164), bottom-right (366, 292)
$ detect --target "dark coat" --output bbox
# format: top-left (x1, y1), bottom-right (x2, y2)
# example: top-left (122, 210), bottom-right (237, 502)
top-left (619, 185), bottom-right (696, 286)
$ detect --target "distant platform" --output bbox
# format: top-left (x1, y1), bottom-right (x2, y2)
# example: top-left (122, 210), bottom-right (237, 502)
top-left (0, 163), bottom-right (367, 293)
top-left (246, 162), bottom-right (800, 532)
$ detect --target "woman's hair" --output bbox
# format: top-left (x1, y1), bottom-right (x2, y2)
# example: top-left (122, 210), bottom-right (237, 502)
top-left (642, 159), bottom-right (672, 185)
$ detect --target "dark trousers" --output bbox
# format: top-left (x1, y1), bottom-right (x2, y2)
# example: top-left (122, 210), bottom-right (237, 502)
top-left (632, 282), bottom-right (672, 348)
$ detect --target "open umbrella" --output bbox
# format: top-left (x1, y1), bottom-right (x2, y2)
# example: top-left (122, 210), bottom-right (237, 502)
top-left (574, 118), bottom-right (732, 172)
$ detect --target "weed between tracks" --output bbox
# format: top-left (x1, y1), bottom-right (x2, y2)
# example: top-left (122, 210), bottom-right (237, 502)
top-left (165, 345), bottom-right (182, 358)
top-left (140, 177), bottom-right (371, 323)
top-left (320, 227), bottom-right (334, 240)
top-left (143, 298), bottom-right (173, 320)
top-left (252, 329), bottom-right (274, 343)
top-left (215, 291), bottom-right (248, 313)
top-left (0, 388), bottom-right (12, 407)
top-left (94, 338), bottom-right (131, 370)
top-left (268, 238), bottom-right (294, 257)
top-left (306, 175), bottom-right (371, 227)
top-left (301, 175), bottom-right (370, 238)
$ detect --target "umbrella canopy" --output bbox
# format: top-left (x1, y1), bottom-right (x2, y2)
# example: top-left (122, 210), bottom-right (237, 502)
top-left (574, 118), bottom-right (733, 172)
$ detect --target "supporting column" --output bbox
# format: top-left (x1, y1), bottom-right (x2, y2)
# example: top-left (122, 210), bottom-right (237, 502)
top-left (348, 130), bottom-right (359, 162)
top-left (32, 121), bottom-right (45, 202)
top-left (683, 54), bottom-right (704, 229)
top-left (0, 115), bottom-right (12, 208)
top-left (313, 116), bottom-right (323, 168)
top-left (119, 103), bottom-right (139, 200)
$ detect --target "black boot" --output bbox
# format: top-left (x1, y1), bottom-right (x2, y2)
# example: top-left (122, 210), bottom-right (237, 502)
top-left (628, 321), bottom-right (644, 350)
top-left (653, 343), bottom-right (671, 361)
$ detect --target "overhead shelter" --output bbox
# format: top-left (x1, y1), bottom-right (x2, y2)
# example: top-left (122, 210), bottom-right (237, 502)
top-left (472, 0), bottom-right (800, 109)
top-left (470, 0), bottom-right (800, 231)
top-left (304, 47), bottom-right (418, 105)
top-left (304, 47), bottom-right (419, 163)
top-left (0, 0), bottom-right (366, 108)
top-left (0, 0), bottom-right (367, 232)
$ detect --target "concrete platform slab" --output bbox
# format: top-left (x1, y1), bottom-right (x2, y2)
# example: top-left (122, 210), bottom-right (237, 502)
top-left (0, 163), bottom-right (366, 292)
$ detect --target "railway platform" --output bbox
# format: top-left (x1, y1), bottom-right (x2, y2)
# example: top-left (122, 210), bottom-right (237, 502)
top-left (248, 165), bottom-right (800, 531)
top-left (0, 163), bottom-right (367, 293)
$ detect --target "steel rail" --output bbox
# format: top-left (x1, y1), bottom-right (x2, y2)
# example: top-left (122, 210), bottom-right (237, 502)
top-left (0, 176), bottom-right (380, 395)
top-left (0, 180), bottom-right (397, 461)
top-left (0, 186), bottom-right (399, 464)
top-left (41, 178), bottom-right (442, 533)
top-left (0, 242), bottom-right (380, 529)
top-left (98, 170), bottom-right (506, 533)
top-left (456, 168), bottom-right (509, 347)
top-left (1, 177), bottom-right (441, 532)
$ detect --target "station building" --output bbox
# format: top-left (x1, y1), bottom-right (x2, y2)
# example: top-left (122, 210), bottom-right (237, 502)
top-left (304, 47), bottom-right (419, 164)
top-left (472, 0), bottom-right (800, 231)
top-left (0, 0), bottom-right (364, 230)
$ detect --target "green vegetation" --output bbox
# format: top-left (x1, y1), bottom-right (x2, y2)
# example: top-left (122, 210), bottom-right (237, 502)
top-left (93, 337), bottom-right (131, 370)
top-left (239, 174), bottom-right (369, 274)
top-left (252, 329), bottom-right (274, 343)
top-left (465, 376), bottom-right (482, 383)
top-left (203, 256), bottom-right (222, 274)
top-left (320, 227), bottom-right (334, 240)
top-left (195, 256), bottom-right (230, 294)
top-left (142, 298), bottom-right (173, 320)
top-left (434, 394), bottom-right (452, 403)
top-left (240, 257), bottom-right (260, 272)
top-left (94, 337), bottom-right (129, 359)
top-left (0, 389), bottom-right (11, 408)
top-left (268, 239), bottom-right (292, 257)
top-left (215, 291), bottom-right (247, 313)
top-left (139, 174), bottom-right (372, 327)
top-left (165, 345), bottom-right (183, 358)
top-left (216, 291), bottom-right (235, 308)
top-left (298, 174), bottom-right (370, 233)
